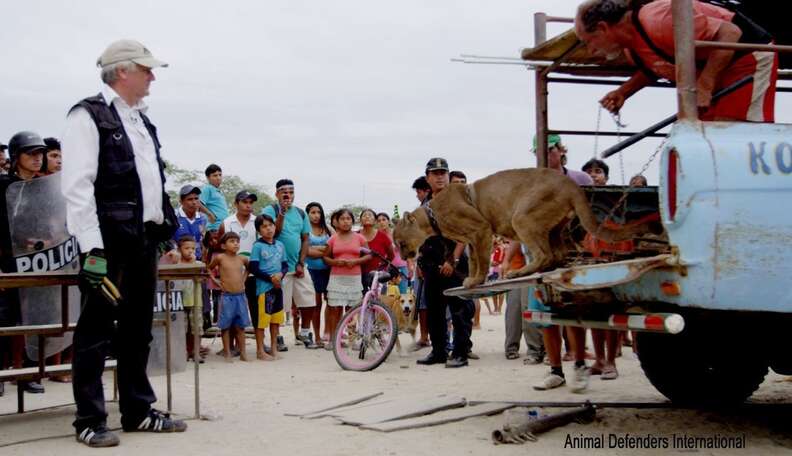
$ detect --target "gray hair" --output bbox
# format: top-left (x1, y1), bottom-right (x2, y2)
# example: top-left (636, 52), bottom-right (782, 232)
top-left (577, 0), bottom-right (631, 33)
top-left (100, 61), bottom-right (138, 84)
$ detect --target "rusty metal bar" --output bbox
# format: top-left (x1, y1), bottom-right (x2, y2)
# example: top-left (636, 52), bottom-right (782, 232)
top-left (534, 12), bottom-right (549, 169)
top-left (534, 12), bottom-right (547, 45)
top-left (547, 77), bottom-right (674, 88)
top-left (536, 72), bottom-right (549, 168)
top-left (549, 129), bottom-right (668, 138)
top-left (192, 278), bottom-right (201, 419)
top-left (695, 40), bottom-right (792, 53)
top-left (164, 279), bottom-right (173, 413)
top-left (672, 0), bottom-right (698, 121)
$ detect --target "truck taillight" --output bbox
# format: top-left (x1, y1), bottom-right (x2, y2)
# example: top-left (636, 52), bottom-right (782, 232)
top-left (668, 149), bottom-right (678, 221)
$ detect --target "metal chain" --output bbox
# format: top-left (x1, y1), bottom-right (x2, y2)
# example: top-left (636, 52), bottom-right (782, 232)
top-left (588, 139), bottom-right (666, 245)
top-left (593, 106), bottom-right (602, 158)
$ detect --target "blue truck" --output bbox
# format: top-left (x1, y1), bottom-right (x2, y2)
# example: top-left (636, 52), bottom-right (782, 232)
top-left (448, 0), bottom-right (792, 405)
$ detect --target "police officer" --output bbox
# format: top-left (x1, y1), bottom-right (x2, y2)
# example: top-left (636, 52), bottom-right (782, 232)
top-left (415, 158), bottom-right (475, 368)
top-left (0, 132), bottom-right (48, 395)
top-left (62, 40), bottom-right (185, 447)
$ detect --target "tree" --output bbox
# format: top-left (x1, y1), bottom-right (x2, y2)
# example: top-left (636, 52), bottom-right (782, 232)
top-left (164, 160), bottom-right (274, 214)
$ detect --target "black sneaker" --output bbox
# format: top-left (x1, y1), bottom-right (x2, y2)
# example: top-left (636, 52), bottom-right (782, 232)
top-left (126, 409), bottom-right (187, 433)
top-left (276, 335), bottom-right (288, 352)
top-left (76, 425), bottom-right (120, 447)
top-left (23, 381), bottom-right (45, 394)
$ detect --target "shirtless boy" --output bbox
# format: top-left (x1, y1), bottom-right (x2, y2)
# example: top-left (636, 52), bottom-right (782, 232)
top-left (208, 232), bottom-right (251, 361)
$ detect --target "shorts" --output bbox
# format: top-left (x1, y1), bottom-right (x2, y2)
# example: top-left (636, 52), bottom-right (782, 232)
top-left (282, 272), bottom-right (316, 309)
top-left (308, 268), bottom-right (330, 294)
top-left (327, 274), bottom-right (362, 308)
top-left (184, 307), bottom-right (204, 336)
top-left (257, 290), bottom-right (286, 328)
top-left (217, 292), bottom-right (251, 330)
top-left (526, 285), bottom-right (552, 328)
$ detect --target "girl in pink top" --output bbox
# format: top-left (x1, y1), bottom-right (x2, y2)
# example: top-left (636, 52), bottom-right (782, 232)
top-left (323, 209), bottom-right (371, 346)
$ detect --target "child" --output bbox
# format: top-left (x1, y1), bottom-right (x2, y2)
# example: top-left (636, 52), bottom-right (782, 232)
top-left (323, 209), bottom-right (371, 349)
top-left (208, 232), bottom-right (251, 361)
top-left (306, 202), bottom-right (332, 346)
top-left (249, 214), bottom-right (288, 360)
top-left (176, 235), bottom-right (208, 363)
top-left (202, 229), bottom-right (223, 324)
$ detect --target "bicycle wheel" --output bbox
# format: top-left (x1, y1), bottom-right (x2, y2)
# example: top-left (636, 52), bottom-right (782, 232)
top-left (333, 301), bottom-right (398, 371)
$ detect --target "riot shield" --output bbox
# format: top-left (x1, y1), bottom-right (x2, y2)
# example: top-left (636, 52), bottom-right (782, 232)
top-left (5, 173), bottom-right (81, 360)
top-left (148, 280), bottom-right (186, 376)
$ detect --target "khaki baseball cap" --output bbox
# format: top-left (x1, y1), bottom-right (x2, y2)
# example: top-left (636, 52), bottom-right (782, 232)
top-left (97, 39), bottom-right (168, 69)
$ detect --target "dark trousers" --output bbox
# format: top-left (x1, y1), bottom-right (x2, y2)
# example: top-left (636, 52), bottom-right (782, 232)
top-left (72, 235), bottom-right (158, 432)
top-left (423, 273), bottom-right (474, 360)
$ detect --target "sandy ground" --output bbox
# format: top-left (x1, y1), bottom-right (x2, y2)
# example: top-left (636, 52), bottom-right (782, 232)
top-left (2, 309), bottom-right (792, 455)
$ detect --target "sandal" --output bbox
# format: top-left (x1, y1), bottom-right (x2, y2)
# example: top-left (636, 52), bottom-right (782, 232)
top-left (601, 366), bottom-right (619, 380)
top-left (589, 361), bottom-right (605, 375)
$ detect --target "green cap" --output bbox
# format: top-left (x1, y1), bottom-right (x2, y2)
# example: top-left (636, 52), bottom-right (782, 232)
top-left (532, 134), bottom-right (562, 150)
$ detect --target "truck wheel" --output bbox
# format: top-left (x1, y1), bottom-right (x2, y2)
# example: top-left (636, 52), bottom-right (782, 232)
top-left (636, 324), bottom-right (767, 406)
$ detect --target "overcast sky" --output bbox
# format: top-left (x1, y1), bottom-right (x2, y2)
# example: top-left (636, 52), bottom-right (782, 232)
top-left (2, 0), bottom-right (786, 216)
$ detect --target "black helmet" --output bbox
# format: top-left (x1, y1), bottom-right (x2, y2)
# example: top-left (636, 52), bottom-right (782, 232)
top-left (8, 131), bottom-right (46, 161)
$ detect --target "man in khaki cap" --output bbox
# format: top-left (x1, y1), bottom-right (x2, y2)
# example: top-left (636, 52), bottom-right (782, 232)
top-left (61, 39), bottom-right (184, 448)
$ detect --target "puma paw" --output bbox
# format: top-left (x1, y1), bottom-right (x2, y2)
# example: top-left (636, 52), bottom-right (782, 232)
top-left (505, 270), bottom-right (523, 279)
top-left (463, 277), bottom-right (485, 289)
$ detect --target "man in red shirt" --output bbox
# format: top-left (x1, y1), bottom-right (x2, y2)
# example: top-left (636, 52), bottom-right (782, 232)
top-left (575, 0), bottom-right (777, 122)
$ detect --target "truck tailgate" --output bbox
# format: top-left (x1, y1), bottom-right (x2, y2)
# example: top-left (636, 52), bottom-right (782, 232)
top-left (444, 254), bottom-right (674, 299)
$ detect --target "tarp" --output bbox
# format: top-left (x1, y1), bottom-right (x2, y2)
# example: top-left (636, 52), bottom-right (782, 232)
top-left (5, 173), bottom-right (80, 360)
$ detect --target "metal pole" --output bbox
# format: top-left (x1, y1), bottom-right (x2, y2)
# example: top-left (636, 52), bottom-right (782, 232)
top-left (193, 278), bottom-right (201, 419)
top-left (536, 72), bottom-right (549, 168)
top-left (534, 12), bottom-right (547, 45)
top-left (165, 280), bottom-right (173, 412)
top-left (523, 311), bottom-right (685, 334)
top-left (534, 12), bottom-right (549, 168)
top-left (695, 40), bottom-right (792, 53)
top-left (672, 0), bottom-right (698, 121)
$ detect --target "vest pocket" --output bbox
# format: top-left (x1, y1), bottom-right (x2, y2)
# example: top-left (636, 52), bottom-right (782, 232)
top-left (98, 201), bottom-right (139, 246)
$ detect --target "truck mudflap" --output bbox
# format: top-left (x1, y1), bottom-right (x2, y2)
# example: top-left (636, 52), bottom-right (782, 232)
top-left (444, 253), bottom-right (675, 299)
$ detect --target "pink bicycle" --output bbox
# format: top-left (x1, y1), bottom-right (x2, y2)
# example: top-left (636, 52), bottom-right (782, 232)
top-left (332, 249), bottom-right (399, 371)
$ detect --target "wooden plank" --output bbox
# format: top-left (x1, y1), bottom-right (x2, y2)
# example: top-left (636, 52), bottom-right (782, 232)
top-left (360, 403), bottom-right (515, 432)
top-left (335, 395), bottom-right (467, 426)
top-left (284, 392), bottom-right (383, 417)
top-left (0, 360), bottom-right (117, 381)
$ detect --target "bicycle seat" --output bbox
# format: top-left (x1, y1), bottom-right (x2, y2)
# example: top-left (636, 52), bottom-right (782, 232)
top-left (367, 271), bottom-right (391, 284)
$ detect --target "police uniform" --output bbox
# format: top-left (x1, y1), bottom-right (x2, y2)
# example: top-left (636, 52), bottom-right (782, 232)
top-left (417, 158), bottom-right (475, 365)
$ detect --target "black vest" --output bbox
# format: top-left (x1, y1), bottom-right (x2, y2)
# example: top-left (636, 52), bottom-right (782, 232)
top-left (70, 94), bottom-right (177, 249)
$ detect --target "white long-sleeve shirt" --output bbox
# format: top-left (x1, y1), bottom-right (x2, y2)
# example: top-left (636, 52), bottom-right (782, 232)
top-left (61, 84), bottom-right (164, 253)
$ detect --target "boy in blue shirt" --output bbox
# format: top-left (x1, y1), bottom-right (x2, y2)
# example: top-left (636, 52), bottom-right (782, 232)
top-left (249, 214), bottom-right (288, 360)
top-left (200, 164), bottom-right (229, 231)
